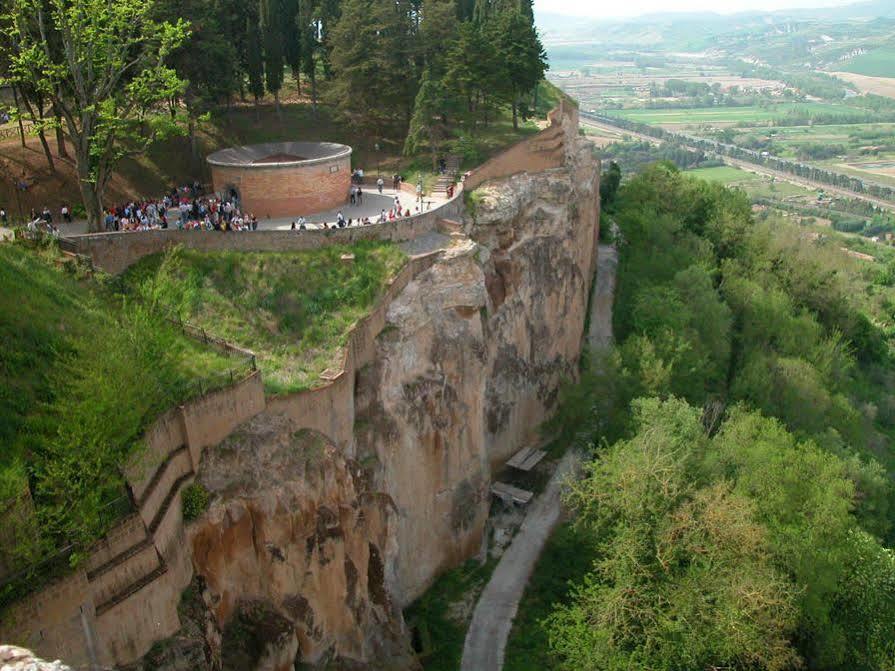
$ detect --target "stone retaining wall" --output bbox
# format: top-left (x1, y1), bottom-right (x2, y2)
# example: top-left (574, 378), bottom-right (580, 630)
top-left (0, 372), bottom-right (265, 669)
top-left (464, 98), bottom-right (577, 192)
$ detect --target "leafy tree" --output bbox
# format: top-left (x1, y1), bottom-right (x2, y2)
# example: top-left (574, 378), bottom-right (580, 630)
top-left (296, 0), bottom-right (320, 112)
top-left (245, 4), bottom-right (266, 110)
top-left (550, 399), bottom-right (800, 671)
top-left (0, 0), bottom-right (187, 231)
top-left (599, 161), bottom-right (621, 211)
top-left (156, 0), bottom-right (238, 166)
top-left (442, 20), bottom-right (501, 129)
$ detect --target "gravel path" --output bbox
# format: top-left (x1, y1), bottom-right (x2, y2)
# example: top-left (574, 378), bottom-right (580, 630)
top-left (460, 451), bottom-right (579, 671)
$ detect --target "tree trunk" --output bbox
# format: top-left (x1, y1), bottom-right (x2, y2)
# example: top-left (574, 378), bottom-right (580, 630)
top-left (36, 128), bottom-right (55, 173)
top-left (275, 90), bottom-right (281, 119)
top-left (77, 169), bottom-right (104, 232)
top-left (52, 104), bottom-right (69, 159)
top-left (188, 113), bottom-right (200, 170)
top-left (19, 92), bottom-right (56, 173)
top-left (310, 72), bottom-right (318, 117)
top-left (12, 86), bottom-right (26, 149)
top-left (512, 100), bottom-right (519, 131)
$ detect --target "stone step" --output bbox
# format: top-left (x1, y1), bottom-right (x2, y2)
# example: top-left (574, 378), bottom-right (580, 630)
top-left (148, 470), bottom-right (194, 535)
top-left (88, 542), bottom-right (163, 608)
top-left (137, 445), bottom-right (189, 509)
top-left (86, 538), bottom-right (153, 582)
top-left (94, 563), bottom-right (168, 617)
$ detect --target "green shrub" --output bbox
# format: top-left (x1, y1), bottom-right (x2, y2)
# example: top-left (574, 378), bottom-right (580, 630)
top-left (182, 483), bottom-right (210, 522)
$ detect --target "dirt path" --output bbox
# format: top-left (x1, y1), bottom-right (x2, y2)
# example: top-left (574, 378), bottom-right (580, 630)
top-left (460, 451), bottom-right (579, 671)
top-left (588, 244), bottom-right (618, 352)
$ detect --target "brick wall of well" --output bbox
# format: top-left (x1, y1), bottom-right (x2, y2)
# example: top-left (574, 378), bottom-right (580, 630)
top-left (211, 156), bottom-right (351, 219)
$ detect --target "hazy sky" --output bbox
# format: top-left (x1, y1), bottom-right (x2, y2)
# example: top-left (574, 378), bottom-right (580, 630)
top-left (534, 0), bottom-right (857, 19)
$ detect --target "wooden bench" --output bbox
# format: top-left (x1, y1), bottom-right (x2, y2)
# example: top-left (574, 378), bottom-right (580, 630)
top-left (506, 446), bottom-right (547, 472)
top-left (491, 482), bottom-right (534, 506)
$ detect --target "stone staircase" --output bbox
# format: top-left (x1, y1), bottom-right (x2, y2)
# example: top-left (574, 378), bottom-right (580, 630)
top-left (433, 154), bottom-right (462, 196)
top-left (85, 444), bottom-right (195, 618)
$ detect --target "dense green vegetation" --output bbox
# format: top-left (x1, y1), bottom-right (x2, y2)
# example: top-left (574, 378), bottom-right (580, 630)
top-left (120, 243), bottom-right (406, 394)
top-left (510, 164), bottom-right (895, 670)
top-left (0, 240), bottom-right (237, 595)
top-left (503, 523), bottom-right (596, 671)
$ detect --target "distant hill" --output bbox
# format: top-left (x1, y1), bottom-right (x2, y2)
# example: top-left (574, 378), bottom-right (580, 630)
top-left (537, 0), bottom-right (895, 47)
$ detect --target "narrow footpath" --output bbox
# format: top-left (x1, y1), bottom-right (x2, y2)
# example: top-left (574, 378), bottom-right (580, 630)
top-left (459, 451), bottom-right (579, 671)
top-left (459, 240), bottom-right (619, 671)
top-left (587, 244), bottom-right (618, 352)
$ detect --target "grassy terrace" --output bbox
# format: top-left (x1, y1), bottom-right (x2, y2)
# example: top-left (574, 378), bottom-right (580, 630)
top-left (1, 241), bottom-right (237, 591)
top-left (120, 242), bottom-right (407, 395)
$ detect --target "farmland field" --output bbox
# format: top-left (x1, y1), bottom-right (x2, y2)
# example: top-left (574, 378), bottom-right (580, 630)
top-left (840, 48), bottom-right (895, 78)
top-left (819, 158), bottom-right (895, 189)
top-left (605, 102), bottom-right (870, 126)
top-left (686, 165), bottom-right (819, 199)
top-left (830, 71), bottom-right (895, 99)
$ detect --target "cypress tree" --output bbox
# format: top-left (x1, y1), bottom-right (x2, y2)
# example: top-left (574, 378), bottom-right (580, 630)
top-left (245, 6), bottom-right (266, 115)
top-left (261, 0), bottom-right (286, 114)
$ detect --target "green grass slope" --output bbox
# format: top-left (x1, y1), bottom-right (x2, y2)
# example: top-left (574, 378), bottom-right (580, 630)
top-left (121, 242), bottom-right (407, 394)
top-left (0, 241), bottom-right (237, 590)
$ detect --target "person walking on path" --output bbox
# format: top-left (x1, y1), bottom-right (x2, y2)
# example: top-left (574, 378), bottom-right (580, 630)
top-left (377, 177), bottom-right (384, 194)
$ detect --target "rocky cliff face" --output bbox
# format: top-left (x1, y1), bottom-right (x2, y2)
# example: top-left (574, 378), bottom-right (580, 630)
top-left (185, 415), bottom-right (416, 670)
top-left (355, 131), bottom-right (600, 605)
top-left (149, 124), bottom-right (599, 670)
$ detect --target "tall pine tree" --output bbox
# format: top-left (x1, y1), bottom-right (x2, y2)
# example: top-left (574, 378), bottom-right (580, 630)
top-left (327, 0), bottom-right (415, 133)
top-left (494, 8), bottom-right (545, 129)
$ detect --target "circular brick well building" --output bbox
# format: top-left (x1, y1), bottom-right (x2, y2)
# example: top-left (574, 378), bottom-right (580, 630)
top-left (207, 141), bottom-right (352, 218)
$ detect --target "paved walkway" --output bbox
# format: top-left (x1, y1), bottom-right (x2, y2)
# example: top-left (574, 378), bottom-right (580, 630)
top-left (587, 244), bottom-right (618, 352)
top-left (56, 187), bottom-right (448, 235)
top-left (460, 451), bottom-right (579, 671)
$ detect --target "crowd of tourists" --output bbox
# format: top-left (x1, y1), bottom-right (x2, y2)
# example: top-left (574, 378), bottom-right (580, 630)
top-left (101, 183), bottom-right (258, 232)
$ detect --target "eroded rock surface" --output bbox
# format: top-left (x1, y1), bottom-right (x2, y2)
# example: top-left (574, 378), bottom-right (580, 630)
top-left (188, 416), bottom-right (416, 670)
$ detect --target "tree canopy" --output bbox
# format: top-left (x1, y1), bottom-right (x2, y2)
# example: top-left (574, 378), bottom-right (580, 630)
top-left (544, 163), bottom-right (895, 670)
